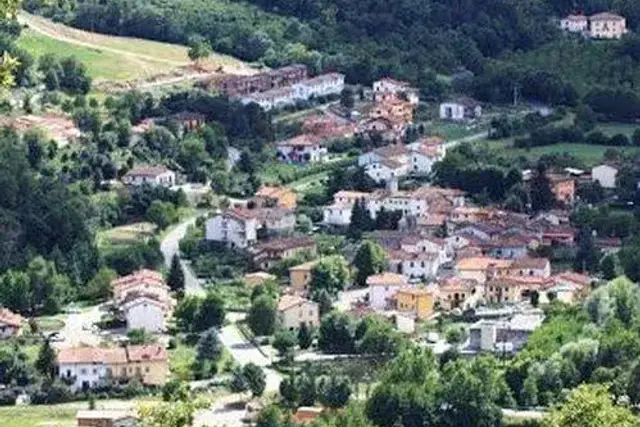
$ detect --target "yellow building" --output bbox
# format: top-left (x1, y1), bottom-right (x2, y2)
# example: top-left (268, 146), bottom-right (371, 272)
top-left (396, 288), bottom-right (434, 319)
top-left (288, 260), bottom-right (319, 291)
top-left (109, 345), bottom-right (168, 386)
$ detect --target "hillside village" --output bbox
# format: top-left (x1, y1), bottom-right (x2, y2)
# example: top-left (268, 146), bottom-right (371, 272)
top-left (1, 0), bottom-right (640, 426)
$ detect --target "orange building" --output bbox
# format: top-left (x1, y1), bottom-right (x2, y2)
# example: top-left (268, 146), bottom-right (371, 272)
top-left (253, 186), bottom-right (297, 209)
top-left (548, 174), bottom-right (575, 204)
top-left (396, 288), bottom-right (435, 319)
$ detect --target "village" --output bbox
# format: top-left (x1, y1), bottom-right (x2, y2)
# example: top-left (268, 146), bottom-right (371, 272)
top-left (1, 1), bottom-right (640, 425)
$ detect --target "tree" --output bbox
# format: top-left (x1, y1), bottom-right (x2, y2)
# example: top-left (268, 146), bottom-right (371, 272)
top-left (138, 397), bottom-right (208, 427)
top-left (530, 162), bottom-right (555, 211)
top-left (298, 322), bottom-right (314, 349)
top-left (146, 200), bottom-right (176, 230)
top-left (36, 340), bottom-right (56, 381)
top-left (573, 227), bottom-right (601, 274)
top-left (229, 367), bottom-right (249, 393)
top-left (632, 129), bottom-right (640, 146)
top-left (174, 295), bottom-right (200, 332)
top-left (601, 255), bottom-right (616, 280)
top-left (272, 329), bottom-right (297, 361)
top-left (318, 312), bottom-right (356, 354)
top-left (530, 290), bottom-right (540, 308)
top-left (348, 198), bottom-right (373, 238)
top-left (243, 363), bottom-right (267, 397)
top-left (309, 256), bottom-right (350, 298)
top-left (167, 254), bottom-right (185, 293)
top-left (197, 328), bottom-right (223, 361)
top-left (248, 295), bottom-right (277, 336)
top-left (340, 88), bottom-right (355, 109)
top-left (84, 267), bottom-right (117, 300)
top-left (195, 292), bottom-right (226, 331)
top-left (353, 241), bottom-right (387, 287)
top-left (357, 316), bottom-right (402, 357)
top-left (318, 375), bottom-right (352, 409)
top-left (187, 36), bottom-right (213, 63)
top-left (542, 384), bottom-right (638, 427)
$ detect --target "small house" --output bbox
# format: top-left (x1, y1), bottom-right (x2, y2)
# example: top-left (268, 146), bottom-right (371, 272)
top-left (439, 97), bottom-right (482, 121)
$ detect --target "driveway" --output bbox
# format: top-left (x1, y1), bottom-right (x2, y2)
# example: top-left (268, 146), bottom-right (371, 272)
top-left (218, 320), bottom-right (282, 393)
top-left (54, 305), bottom-right (104, 349)
top-left (160, 216), bottom-right (205, 295)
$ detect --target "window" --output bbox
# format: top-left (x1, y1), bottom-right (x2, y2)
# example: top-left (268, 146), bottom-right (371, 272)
top-left (80, 368), bottom-right (87, 375)
top-left (145, 367), bottom-right (150, 373)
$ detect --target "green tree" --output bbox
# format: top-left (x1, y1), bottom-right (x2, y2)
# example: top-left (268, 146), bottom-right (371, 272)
top-left (174, 295), bottom-right (200, 332)
top-left (167, 254), bottom-right (185, 293)
top-left (243, 363), bottom-right (266, 397)
top-left (318, 375), bottom-right (352, 409)
top-left (530, 162), bottom-right (555, 212)
top-left (309, 256), bottom-right (350, 298)
top-left (573, 227), bottom-right (601, 274)
top-left (542, 384), bottom-right (639, 427)
top-left (36, 339), bottom-right (56, 381)
top-left (188, 35), bottom-right (213, 63)
top-left (195, 292), bottom-right (226, 331)
top-left (357, 316), bottom-right (402, 357)
top-left (340, 88), bottom-right (355, 109)
top-left (353, 240), bottom-right (387, 287)
top-left (601, 255), bottom-right (616, 280)
top-left (197, 328), bottom-right (223, 361)
top-left (298, 372), bottom-right (317, 406)
top-left (84, 267), bottom-right (117, 301)
top-left (348, 198), bottom-right (373, 239)
top-left (297, 322), bottom-right (314, 349)
top-left (146, 200), bottom-right (176, 230)
top-left (318, 312), bottom-right (355, 354)
top-left (248, 295), bottom-right (277, 336)
top-left (272, 329), bottom-right (297, 361)
top-left (229, 367), bottom-right (249, 393)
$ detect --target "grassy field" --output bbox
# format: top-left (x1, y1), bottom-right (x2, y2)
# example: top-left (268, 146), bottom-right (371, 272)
top-left (491, 142), bottom-right (640, 167)
top-left (17, 12), bottom-right (252, 82)
top-left (0, 404), bottom-right (77, 427)
top-left (17, 28), bottom-right (173, 81)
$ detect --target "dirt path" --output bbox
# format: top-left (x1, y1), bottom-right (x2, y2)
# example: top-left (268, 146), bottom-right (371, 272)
top-left (18, 12), bottom-right (187, 67)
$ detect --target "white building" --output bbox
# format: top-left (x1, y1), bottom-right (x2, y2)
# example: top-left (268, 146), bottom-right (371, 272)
top-left (373, 78), bottom-right (419, 105)
top-left (322, 203), bottom-right (353, 226)
top-left (293, 73), bottom-right (345, 100)
top-left (277, 295), bottom-right (320, 331)
top-left (122, 296), bottom-right (166, 333)
top-left (205, 209), bottom-right (259, 249)
top-left (241, 73), bottom-right (345, 111)
top-left (57, 347), bottom-right (117, 391)
top-left (122, 166), bottom-right (175, 188)
top-left (367, 273), bottom-right (409, 310)
top-left (589, 12), bottom-right (627, 39)
top-left (560, 14), bottom-right (589, 33)
top-left (276, 135), bottom-right (328, 164)
top-left (365, 158), bottom-right (408, 184)
top-left (592, 164), bottom-right (618, 189)
top-left (439, 97), bottom-right (482, 121)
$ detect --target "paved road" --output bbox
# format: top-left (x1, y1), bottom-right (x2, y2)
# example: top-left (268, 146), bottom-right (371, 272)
top-left (218, 318), bottom-right (283, 393)
top-left (160, 216), bottom-right (205, 295)
top-left (54, 305), bottom-right (104, 349)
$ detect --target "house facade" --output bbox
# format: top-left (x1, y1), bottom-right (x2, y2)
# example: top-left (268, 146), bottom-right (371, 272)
top-left (592, 164), bottom-right (618, 188)
top-left (589, 12), bottom-right (627, 39)
top-left (122, 296), bottom-right (166, 333)
top-left (122, 166), bottom-right (175, 188)
top-left (367, 273), bottom-right (409, 310)
top-left (278, 295), bottom-right (320, 330)
top-left (396, 288), bottom-right (435, 319)
top-left (560, 14), bottom-right (589, 33)
top-left (276, 135), bottom-right (328, 164)
top-left (439, 97), bottom-right (482, 121)
top-left (205, 209), bottom-right (259, 249)
top-left (252, 237), bottom-right (317, 270)
top-left (289, 260), bottom-right (319, 292)
top-left (0, 309), bottom-right (23, 339)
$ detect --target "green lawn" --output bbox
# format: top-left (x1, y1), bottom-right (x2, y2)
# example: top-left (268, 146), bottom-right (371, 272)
top-left (597, 122), bottom-right (639, 137)
top-left (17, 29), bottom-right (173, 81)
top-left (0, 404), bottom-right (76, 427)
top-left (495, 143), bottom-right (640, 167)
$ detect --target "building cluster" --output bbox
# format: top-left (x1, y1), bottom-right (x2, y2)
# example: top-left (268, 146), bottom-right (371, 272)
top-left (210, 64), bottom-right (345, 111)
top-left (57, 344), bottom-right (168, 391)
top-left (560, 12), bottom-right (627, 39)
top-left (356, 89), bottom-right (416, 142)
top-left (322, 181), bottom-right (465, 227)
top-left (358, 137), bottom-right (446, 183)
top-left (111, 269), bottom-right (173, 333)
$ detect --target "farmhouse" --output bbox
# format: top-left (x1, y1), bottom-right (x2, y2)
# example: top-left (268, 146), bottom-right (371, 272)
top-left (591, 164), bottom-right (618, 189)
top-left (276, 135), bottom-right (328, 164)
top-left (122, 166), bottom-right (175, 188)
top-left (439, 97), bottom-right (482, 121)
